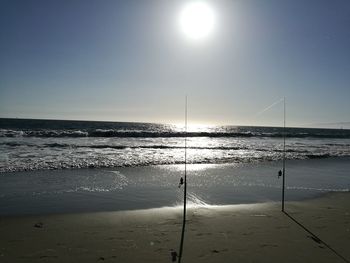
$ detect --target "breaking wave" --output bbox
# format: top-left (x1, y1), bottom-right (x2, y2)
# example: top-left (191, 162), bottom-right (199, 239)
top-left (1, 119), bottom-right (350, 173)
top-left (1, 128), bottom-right (350, 139)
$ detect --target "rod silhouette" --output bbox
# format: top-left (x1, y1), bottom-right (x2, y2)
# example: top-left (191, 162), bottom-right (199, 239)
top-left (282, 97), bottom-right (286, 212)
top-left (178, 96), bottom-right (188, 263)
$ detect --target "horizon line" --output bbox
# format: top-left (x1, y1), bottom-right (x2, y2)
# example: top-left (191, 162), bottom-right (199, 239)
top-left (0, 116), bottom-right (349, 130)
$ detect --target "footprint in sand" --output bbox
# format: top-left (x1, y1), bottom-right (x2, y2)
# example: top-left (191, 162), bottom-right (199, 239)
top-left (196, 232), bottom-right (212, 237)
top-left (199, 248), bottom-right (228, 258)
top-left (260, 244), bottom-right (278, 248)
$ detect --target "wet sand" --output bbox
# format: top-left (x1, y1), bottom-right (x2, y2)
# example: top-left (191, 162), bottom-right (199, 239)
top-left (0, 192), bottom-right (349, 263)
top-left (2, 157), bottom-right (350, 217)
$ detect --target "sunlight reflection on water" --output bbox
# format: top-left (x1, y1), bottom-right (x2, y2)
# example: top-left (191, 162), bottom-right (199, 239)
top-left (160, 163), bottom-right (222, 172)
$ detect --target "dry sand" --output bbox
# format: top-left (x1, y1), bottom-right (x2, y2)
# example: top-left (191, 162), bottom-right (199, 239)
top-left (0, 193), bottom-right (349, 263)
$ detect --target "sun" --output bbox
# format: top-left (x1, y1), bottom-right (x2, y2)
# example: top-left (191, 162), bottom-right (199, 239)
top-left (179, 1), bottom-right (216, 41)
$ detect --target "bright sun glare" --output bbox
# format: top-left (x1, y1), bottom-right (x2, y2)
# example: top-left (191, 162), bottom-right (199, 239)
top-left (179, 1), bottom-right (216, 41)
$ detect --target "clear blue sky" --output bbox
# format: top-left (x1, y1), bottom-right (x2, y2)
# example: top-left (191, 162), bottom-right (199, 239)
top-left (1, 0), bottom-right (349, 128)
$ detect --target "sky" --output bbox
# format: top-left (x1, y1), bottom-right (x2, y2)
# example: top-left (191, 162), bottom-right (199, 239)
top-left (0, 0), bottom-right (349, 128)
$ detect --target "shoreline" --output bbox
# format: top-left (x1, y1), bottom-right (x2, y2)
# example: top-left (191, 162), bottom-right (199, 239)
top-left (1, 157), bottom-right (349, 217)
top-left (0, 189), bottom-right (344, 219)
top-left (2, 155), bottom-right (350, 174)
top-left (1, 192), bottom-right (349, 263)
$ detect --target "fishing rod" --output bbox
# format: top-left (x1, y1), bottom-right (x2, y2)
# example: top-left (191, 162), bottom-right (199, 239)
top-left (282, 97), bottom-right (286, 212)
top-left (178, 96), bottom-right (188, 263)
top-left (257, 97), bottom-right (286, 212)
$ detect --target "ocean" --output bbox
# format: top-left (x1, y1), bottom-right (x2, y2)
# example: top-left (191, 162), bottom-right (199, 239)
top-left (1, 118), bottom-right (349, 215)
top-left (1, 118), bottom-right (350, 173)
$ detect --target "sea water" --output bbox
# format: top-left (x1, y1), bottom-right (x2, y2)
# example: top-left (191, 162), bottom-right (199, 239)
top-left (0, 118), bottom-right (349, 215)
top-left (1, 118), bottom-right (350, 172)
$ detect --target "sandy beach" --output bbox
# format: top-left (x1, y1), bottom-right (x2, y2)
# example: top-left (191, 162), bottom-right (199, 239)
top-left (1, 192), bottom-right (349, 263)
